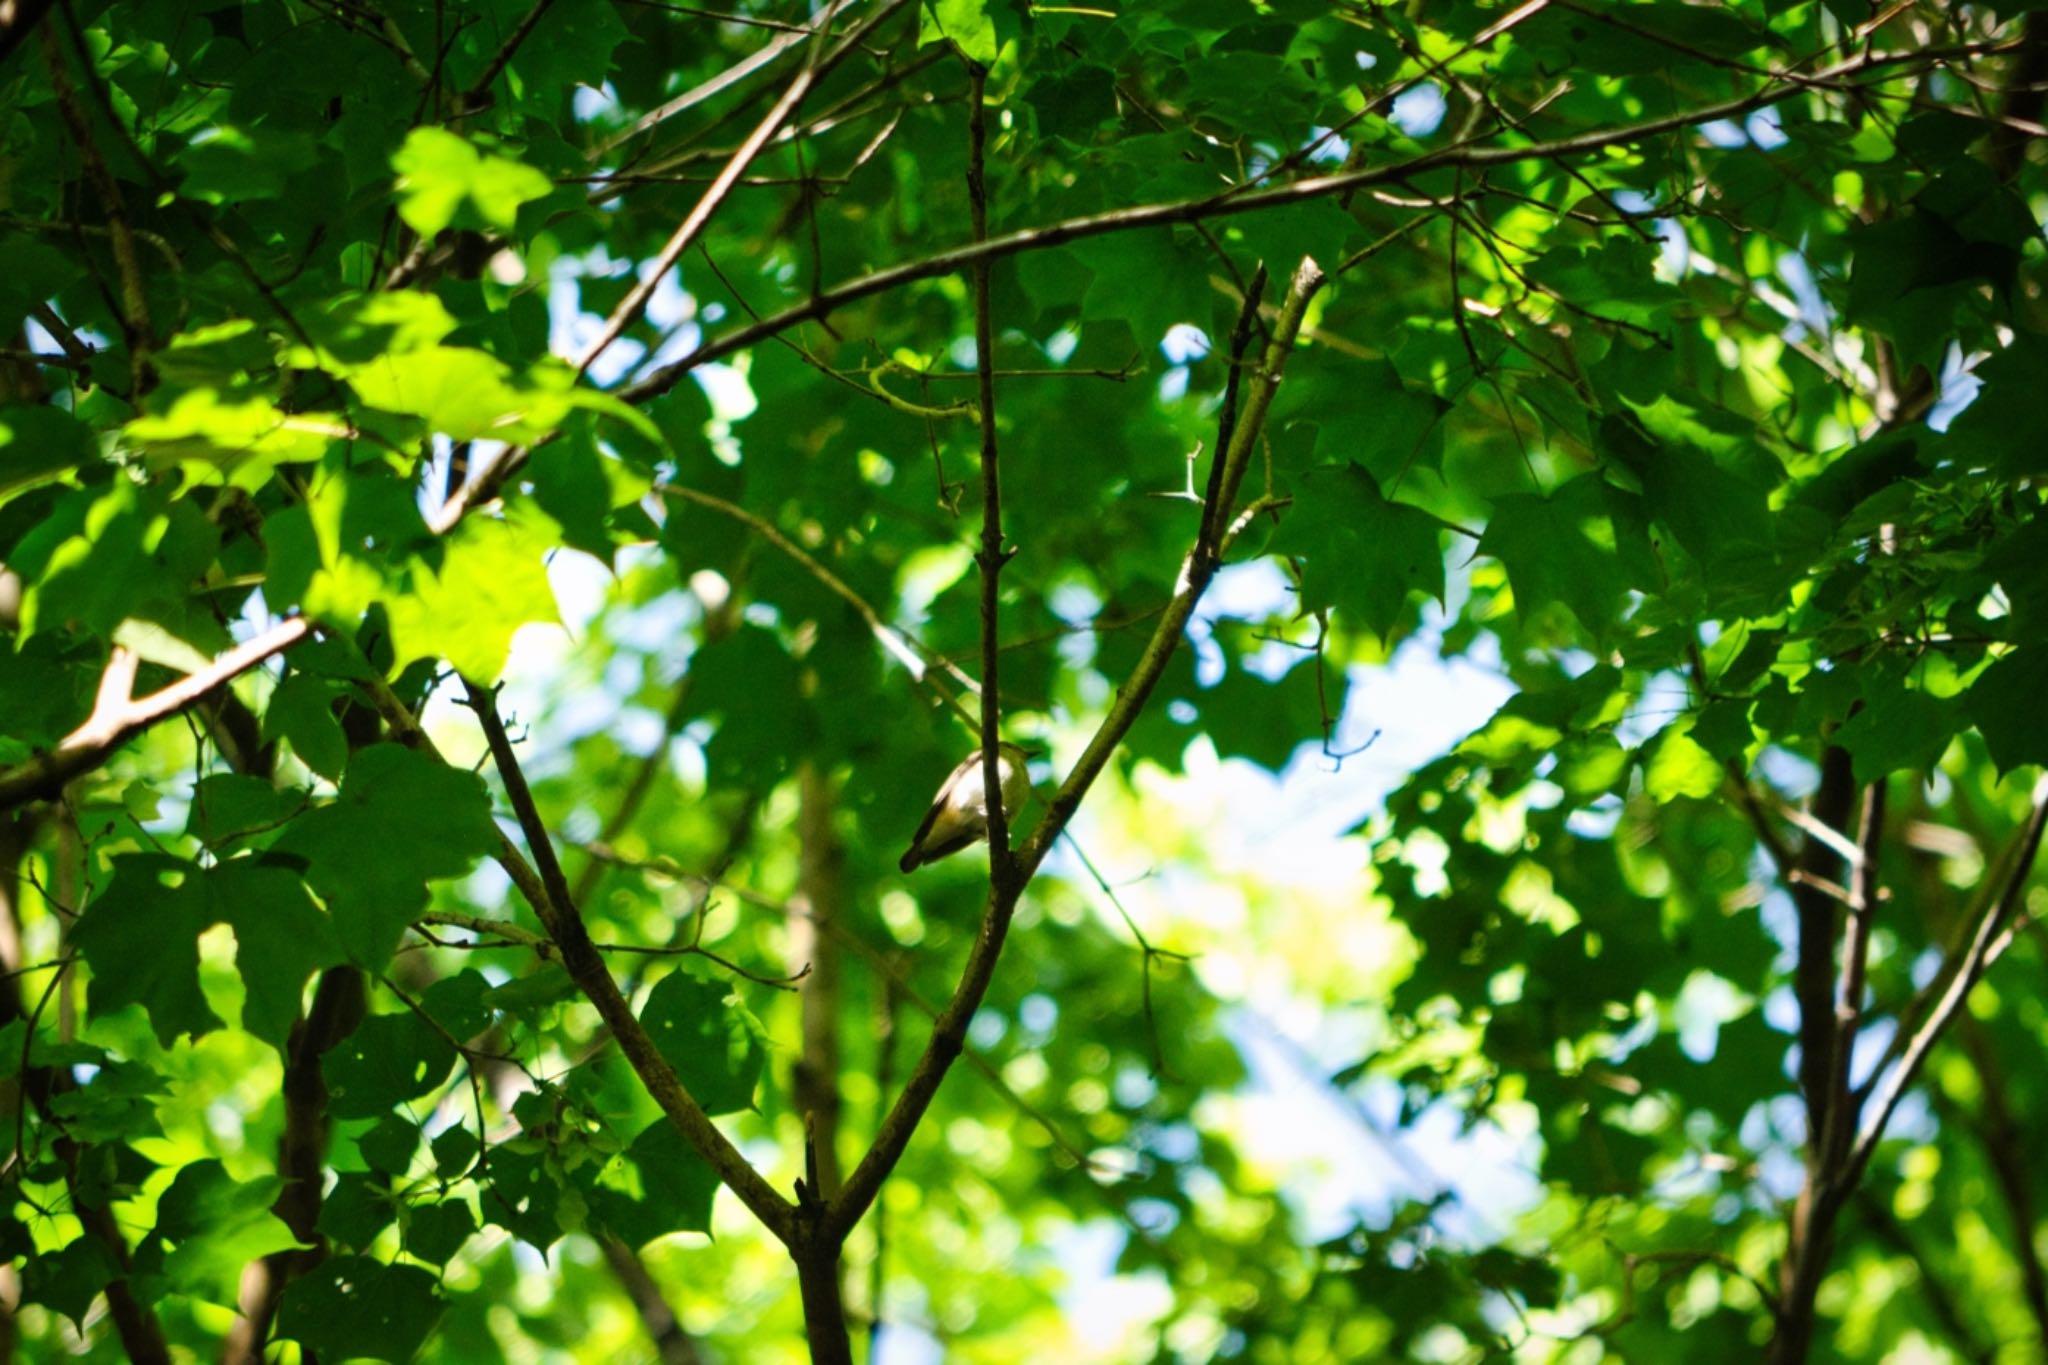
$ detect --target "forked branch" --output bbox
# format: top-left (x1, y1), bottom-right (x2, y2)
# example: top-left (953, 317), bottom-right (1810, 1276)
top-left (824, 255), bottom-right (1328, 1244)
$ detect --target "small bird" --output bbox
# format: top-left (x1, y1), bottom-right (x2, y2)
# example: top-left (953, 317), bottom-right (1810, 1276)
top-left (899, 743), bottom-right (1032, 873)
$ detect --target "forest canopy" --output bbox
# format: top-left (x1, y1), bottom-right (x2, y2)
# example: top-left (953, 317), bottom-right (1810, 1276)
top-left (0, 0), bottom-right (2045, 1361)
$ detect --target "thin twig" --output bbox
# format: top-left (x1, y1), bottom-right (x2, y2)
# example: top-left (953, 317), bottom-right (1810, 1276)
top-left (653, 482), bottom-right (979, 725)
top-left (618, 39), bottom-right (1996, 404)
top-left (574, 0), bottom-right (908, 377)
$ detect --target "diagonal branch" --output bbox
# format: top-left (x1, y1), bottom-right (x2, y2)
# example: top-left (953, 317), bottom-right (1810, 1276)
top-left (616, 39), bottom-right (2000, 405)
top-left (1193, 264), bottom-right (1267, 565)
top-left (0, 617), bottom-right (310, 812)
top-left (1018, 257), bottom-right (1324, 879)
top-left (602, 0), bottom-right (853, 151)
top-left (573, 0), bottom-right (909, 379)
top-left (461, 0), bottom-right (560, 110)
top-left (1842, 773), bottom-right (2048, 1192)
top-left (395, 677), bottom-right (794, 1242)
top-left (823, 255), bottom-right (1327, 1246)
top-left (424, 40), bottom-right (1993, 546)
top-left (1819, 778), bottom-right (1885, 1168)
top-left (462, 678), bottom-right (796, 1238)
top-left (432, 0), bottom-right (913, 534)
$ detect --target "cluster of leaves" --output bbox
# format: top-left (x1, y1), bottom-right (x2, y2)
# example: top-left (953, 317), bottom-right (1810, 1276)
top-left (0, 0), bottom-right (2043, 1360)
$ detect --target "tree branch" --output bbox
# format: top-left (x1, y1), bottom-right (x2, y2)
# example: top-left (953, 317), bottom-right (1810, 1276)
top-left (0, 617), bottom-right (309, 812)
top-left (823, 255), bottom-right (1326, 1245)
top-left (1844, 773), bottom-right (2048, 1190)
top-left (1819, 778), bottom-right (1886, 1167)
top-left (433, 0), bottom-right (914, 531)
top-left (602, 0), bottom-right (854, 150)
top-left (574, 0), bottom-right (897, 379)
top-left (460, 0), bottom-right (559, 110)
top-left (1017, 256), bottom-right (1324, 879)
top-left (600, 1238), bottom-right (707, 1365)
top-left (1955, 1017), bottom-right (2048, 1351)
top-left (458, 678), bottom-right (797, 1243)
top-left (964, 62), bottom-right (1013, 887)
top-left (617, 40), bottom-right (1998, 406)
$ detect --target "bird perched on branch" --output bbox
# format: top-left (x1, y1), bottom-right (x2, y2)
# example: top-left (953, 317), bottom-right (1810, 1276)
top-left (899, 743), bottom-right (1032, 873)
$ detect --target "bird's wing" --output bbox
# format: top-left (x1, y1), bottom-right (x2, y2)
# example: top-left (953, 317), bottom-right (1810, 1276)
top-left (903, 823), bottom-right (981, 871)
top-left (900, 753), bottom-right (977, 870)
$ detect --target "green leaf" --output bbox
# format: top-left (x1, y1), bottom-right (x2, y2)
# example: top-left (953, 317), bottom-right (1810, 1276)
top-left (528, 424), bottom-right (652, 561)
top-left (319, 1173), bottom-right (399, 1250)
top-left (187, 775), bottom-right (307, 849)
top-left (0, 405), bottom-right (96, 501)
top-left (73, 856), bottom-right (223, 1047)
top-left (1836, 682), bottom-right (1959, 783)
top-left (1644, 725), bottom-right (1722, 803)
top-left (273, 744), bottom-right (499, 967)
top-left (213, 858), bottom-right (347, 1050)
top-left (392, 127), bottom-right (551, 237)
top-left (405, 1199), bottom-right (477, 1266)
top-left (479, 963), bottom-right (578, 1014)
top-left (588, 1118), bottom-right (720, 1246)
top-left (1967, 649), bottom-right (2048, 772)
top-left (1479, 474), bottom-right (1626, 641)
top-left (1289, 363), bottom-right (1447, 482)
top-left (640, 971), bottom-right (766, 1117)
top-left (921, 0), bottom-right (1001, 63)
top-left (264, 672), bottom-right (349, 781)
top-left (1690, 699), bottom-right (1757, 764)
top-left (146, 1161), bottom-right (304, 1304)
top-left (175, 124), bottom-right (319, 202)
top-left (323, 1011), bottom-right (458, 1120)
top-left (1267, 463), bottom-right (1444, 639)
top-left (21, 1236), bottom-right (118, 1331)
top-left (361, 1115), bottom-right (423, 1175)
top-left (276, 1256), bottom-right (446, 1363)
top-left (347, 347), bottom-right (571, 443)
top-left (384, 508), bottom-right (560, 681)
top-left (125, 389), bottom-right (336, 490)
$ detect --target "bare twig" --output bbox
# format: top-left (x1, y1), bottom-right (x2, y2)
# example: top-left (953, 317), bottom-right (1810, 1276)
top-left (574, 0), bottom-right (908, 377)
top-left (602, 0), bottom-right (852, 150)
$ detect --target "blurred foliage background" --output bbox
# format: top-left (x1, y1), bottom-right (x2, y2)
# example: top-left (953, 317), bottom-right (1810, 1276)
top-left (0, 0), bottom-right (2045, 1360)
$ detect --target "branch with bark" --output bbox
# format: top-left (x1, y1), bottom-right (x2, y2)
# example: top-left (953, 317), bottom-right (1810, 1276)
top-left (456, 678), bottom-right (797, 1241)
top-left (825, 256), bottom-right (1326, 1261)
top-left (616, 40), bottom-right (1996, 406)
top-left (0, 617), bottom-right (310, 812)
